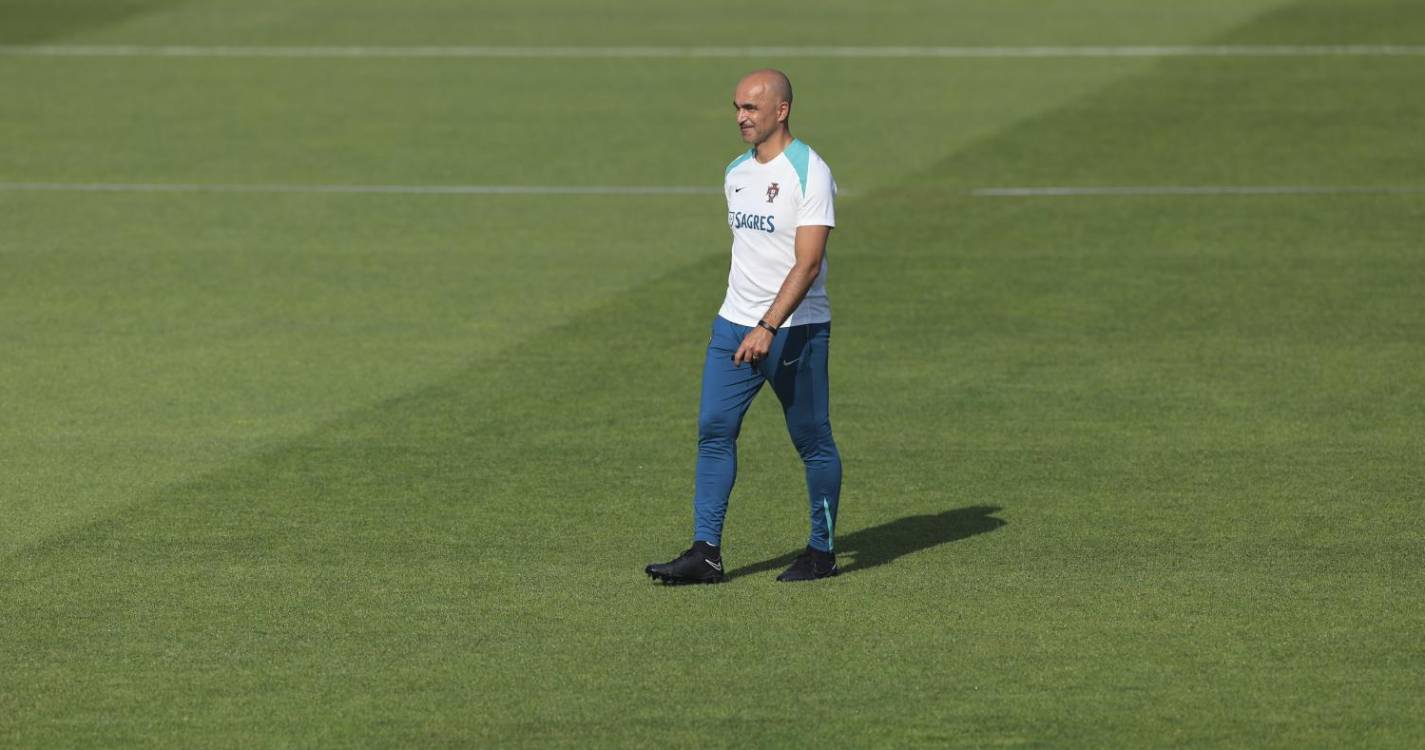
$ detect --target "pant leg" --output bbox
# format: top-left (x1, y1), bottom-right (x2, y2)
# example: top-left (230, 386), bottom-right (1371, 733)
top-left (692, 316), bottom-right (766, 546)
top-left (767, 322), bottom-right (842, 552)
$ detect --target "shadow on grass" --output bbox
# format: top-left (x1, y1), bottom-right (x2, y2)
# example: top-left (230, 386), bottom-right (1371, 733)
top-left (728, 505), bottom-right (1006, 579)
top-left (1, 0), bottom-right (188, 44)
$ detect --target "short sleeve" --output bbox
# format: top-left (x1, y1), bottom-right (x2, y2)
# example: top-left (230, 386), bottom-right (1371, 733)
top-left (796, 160), bottom-right (836, 228)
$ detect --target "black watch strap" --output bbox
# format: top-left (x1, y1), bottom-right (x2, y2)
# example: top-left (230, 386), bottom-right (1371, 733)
top-left (756, 320), bottom-right (778, 334)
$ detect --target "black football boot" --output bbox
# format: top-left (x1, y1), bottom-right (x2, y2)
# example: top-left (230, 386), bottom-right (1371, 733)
top-left (775, 546), bottom-right (839, 582)
top-left (645, 541), bottom-right (727, 585)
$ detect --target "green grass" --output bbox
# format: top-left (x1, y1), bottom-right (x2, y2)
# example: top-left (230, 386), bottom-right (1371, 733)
top-left (4, 0), bottom-right (1424, 747)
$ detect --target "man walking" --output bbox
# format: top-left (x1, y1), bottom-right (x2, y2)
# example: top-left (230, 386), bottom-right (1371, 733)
top-left (646, 69), bottom-right (842, 585)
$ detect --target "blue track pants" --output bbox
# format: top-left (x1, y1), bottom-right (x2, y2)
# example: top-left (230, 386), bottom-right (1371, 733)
top-left (693, 315), bottom-right (842, 551)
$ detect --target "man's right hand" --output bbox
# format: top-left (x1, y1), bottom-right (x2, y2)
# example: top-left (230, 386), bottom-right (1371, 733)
top-left (732, 327), bottom-right (774, 367)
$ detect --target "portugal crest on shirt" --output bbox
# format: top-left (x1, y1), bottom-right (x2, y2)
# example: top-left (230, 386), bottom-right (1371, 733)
top-left (766, 182), bottom-right (780, 203)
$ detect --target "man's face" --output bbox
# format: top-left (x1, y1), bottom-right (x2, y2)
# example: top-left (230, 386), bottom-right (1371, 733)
top-left (733, 79), bottom-right (785, 145)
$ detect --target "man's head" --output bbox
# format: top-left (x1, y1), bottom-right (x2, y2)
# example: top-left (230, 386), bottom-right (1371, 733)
top-left (733, 69), bottom-right (793, 146)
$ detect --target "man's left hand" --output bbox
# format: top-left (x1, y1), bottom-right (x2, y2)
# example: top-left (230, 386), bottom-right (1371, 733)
top-left (733, 327), bottom-right (774, 367)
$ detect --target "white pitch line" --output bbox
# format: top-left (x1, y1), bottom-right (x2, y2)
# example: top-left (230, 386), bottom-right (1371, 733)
top-left (0, 182), bottom-right (721, 196)
top-left (2, 44), bottom-right (1425, 60)
top-left (971, 185), bottom-right (1425, 197)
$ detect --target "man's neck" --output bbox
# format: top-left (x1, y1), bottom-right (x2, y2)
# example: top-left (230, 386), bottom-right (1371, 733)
top-left (754, 130), bottom-right (794, 163)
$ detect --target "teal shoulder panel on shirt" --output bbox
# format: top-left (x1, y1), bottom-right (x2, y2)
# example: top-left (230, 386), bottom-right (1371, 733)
top-left (784, 139), bottom-right (811, 192)
top-left (725, 149), bottom-right (755, 175)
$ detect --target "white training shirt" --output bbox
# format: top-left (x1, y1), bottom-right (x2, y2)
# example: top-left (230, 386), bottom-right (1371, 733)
top-left (720, 138), bottom-right (836, 327)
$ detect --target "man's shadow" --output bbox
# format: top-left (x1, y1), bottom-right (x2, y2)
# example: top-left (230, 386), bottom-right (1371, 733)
top-left (728, 505), bottom-right (1006, 578)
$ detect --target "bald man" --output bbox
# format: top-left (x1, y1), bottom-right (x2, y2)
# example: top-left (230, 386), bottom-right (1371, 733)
top-left (646, 69), bottom-right (842, 584)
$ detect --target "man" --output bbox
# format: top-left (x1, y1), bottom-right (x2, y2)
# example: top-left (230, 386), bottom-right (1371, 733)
top-left (646, 69), bottom-right (842, 585)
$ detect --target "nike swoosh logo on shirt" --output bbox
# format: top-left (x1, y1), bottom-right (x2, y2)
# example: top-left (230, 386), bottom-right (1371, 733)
top-left (782, 357), bottom-right (802, 367)
top-left (705, 559), bottom-right (723, 571)
top-left (734, 187), bottom-right (744, 192)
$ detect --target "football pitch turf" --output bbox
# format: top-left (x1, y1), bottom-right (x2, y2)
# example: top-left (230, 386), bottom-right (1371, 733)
top-left (3, 0), bottom-right (1423, 746)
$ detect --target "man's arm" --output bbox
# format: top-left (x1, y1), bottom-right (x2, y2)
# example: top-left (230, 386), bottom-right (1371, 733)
top-left (732, 224), bottom-right (832, 366)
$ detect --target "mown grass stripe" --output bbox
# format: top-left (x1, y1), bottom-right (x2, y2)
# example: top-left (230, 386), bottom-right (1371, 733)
top-left (0, 182), bottom-right (722, 196)
top-left (972, 185), bottom-right (1425, 197)
top-left (3, 44), bottom-right (1425, 59)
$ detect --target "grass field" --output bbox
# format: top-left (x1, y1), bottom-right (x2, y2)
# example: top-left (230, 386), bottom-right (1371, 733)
top-left (3, 0), bottom-right (1424, 747)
